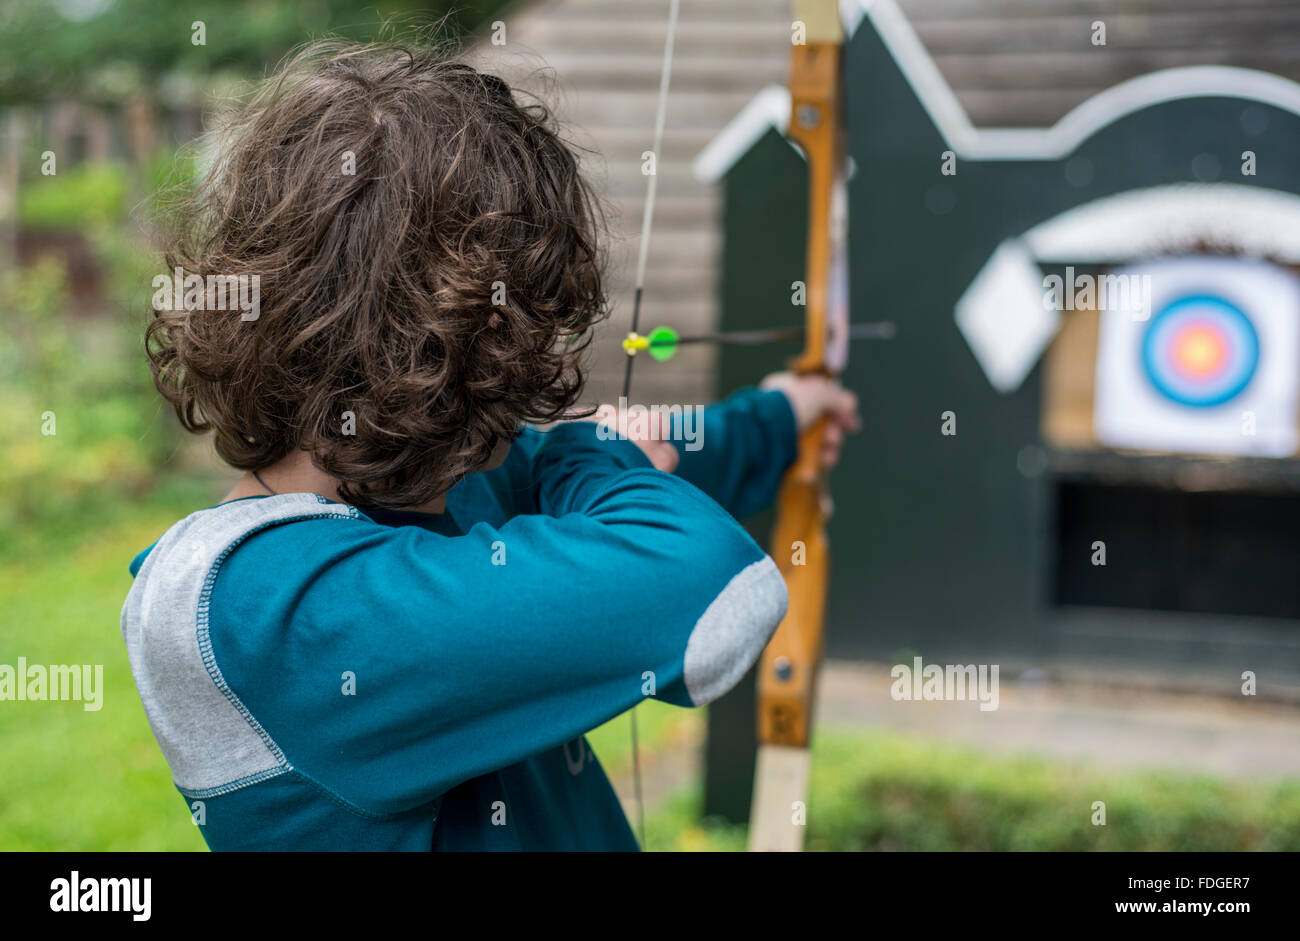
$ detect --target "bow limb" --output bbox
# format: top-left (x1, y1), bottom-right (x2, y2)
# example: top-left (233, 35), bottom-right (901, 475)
top-left (748, 0), bottom-right (846, 853)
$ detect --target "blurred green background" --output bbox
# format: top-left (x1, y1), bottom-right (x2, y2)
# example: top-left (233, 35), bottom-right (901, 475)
top-left (0, 0), bottom-right (1297, 851)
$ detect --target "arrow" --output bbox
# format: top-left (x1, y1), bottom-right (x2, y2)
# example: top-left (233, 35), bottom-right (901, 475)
top-left (623, 321), bottom-right (896, 362)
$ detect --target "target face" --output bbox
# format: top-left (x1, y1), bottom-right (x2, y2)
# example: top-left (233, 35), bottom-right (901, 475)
top-left (1093, 256), bottom-right (1300, 458)
top-left (1141, 295), bottom-right (1259, 407)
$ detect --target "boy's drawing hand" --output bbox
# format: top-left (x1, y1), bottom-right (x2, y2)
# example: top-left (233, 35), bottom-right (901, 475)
top-left (761, 372), bottom-right (861, 468)
top-left (583, 405), bottom-right (681, 473)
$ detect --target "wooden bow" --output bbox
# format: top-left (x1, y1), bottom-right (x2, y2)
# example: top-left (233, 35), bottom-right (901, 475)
top-left (619, 0), bottom-right (849, 852)
top-left (747, 0), bottom-right (848, 853)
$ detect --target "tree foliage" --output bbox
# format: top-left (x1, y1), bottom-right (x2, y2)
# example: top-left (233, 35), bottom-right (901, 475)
top-left (0, 0), bottom-right (509, 105)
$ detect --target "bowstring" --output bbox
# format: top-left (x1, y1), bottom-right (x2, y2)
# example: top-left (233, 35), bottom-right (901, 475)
top-left (625, 0), bottom-right (681, 852)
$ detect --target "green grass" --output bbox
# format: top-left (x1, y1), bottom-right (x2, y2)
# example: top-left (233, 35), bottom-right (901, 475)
top-left (0, 479), bottom-right (217, 850)
top-left (4, 483), bottom-right (1299, 851)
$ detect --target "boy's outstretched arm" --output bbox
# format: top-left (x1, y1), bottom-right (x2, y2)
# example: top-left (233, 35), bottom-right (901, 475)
top-left (623, 376), bottom-right (861, 521)
top-left (668, 387), bottom-right (799, 520)
top-left (203, 420), bottom-right (786, 815)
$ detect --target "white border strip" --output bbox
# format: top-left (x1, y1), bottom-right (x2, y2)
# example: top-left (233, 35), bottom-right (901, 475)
top-left (961, 66), bottom-right (1300, 161)
top-left (693, 85), bottom-right (791, 183)
top-left (1023, 183), bottom-right (1300, 264)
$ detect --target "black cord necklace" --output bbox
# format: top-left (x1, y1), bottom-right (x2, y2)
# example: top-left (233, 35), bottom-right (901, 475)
top-left (252, 470), bottom-right (277, 495)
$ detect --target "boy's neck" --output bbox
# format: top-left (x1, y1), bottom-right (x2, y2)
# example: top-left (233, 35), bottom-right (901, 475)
top-left (222, 449), bottom-right (448, 514)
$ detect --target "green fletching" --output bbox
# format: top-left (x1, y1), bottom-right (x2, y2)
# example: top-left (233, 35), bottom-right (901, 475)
top-left (647, 325), bottom-right (678, 361)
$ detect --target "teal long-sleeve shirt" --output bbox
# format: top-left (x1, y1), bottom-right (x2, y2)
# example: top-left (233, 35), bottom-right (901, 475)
top-left (122, 387), bottom-right (797, 850)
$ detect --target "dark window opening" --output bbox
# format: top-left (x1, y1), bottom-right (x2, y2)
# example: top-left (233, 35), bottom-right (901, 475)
top-left (1053, 481), bottom-right (1300, 620)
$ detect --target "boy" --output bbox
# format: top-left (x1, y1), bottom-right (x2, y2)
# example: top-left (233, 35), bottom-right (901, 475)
top-left (123, 41), bottom-right (858, 850)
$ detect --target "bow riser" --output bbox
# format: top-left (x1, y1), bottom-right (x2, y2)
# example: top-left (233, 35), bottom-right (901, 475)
top-left (748, 0), bottom-right (845, 854)
top-left (785, 38), bottom-right (842, 376)
top-left (758, 468), bottom-right (829, 747)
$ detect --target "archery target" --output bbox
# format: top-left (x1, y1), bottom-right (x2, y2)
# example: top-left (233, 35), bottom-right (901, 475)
top-left (1142, 295), bottom-right (1259, 408)
top-left (1093, 256), bottom-right (1300, 457)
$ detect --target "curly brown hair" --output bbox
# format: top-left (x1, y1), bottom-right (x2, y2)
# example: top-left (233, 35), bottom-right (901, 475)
top-left (147, 39), bottom-right (607, 509)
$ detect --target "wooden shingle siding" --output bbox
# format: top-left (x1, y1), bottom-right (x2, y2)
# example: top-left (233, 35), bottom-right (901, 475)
top-left (495, 0), bottom-right (791, 407)
top-left (900, 0), bottom-right (1300, 127)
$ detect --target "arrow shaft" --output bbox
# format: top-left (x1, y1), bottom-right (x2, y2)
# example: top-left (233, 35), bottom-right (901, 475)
top-left (653, 321), bottom-right (895, 348)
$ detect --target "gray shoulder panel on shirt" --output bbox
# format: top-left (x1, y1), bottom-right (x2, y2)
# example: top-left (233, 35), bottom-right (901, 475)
top-left (682, 556), bottom-right (788, 706)
top-left (120, 494), bottom-right (358, 796)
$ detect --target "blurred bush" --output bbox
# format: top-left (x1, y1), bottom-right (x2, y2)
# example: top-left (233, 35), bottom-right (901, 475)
top-left (0, 0), bottom-right (510, 108)
top-left (18, 163), bottom-right (127, 230)
top-left (0, 229), bottom-right (171, 553)
top-left (806, 731), bottom-right (1300, 851)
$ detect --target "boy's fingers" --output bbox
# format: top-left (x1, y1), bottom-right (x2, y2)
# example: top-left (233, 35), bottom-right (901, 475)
top-left (828, 386), bottom-right (861, 432)
top-left (821, 422), bottom-right (844, 467)
top-left (586, 405), bottom-right (679, 472)
top-left (648, 440), bottom-right (679, 473)
top-left (764, 371), bottom-right (861, 434)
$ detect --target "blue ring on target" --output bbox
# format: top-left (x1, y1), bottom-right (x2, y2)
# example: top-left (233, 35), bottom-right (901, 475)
top-left (1141, 294), bottom-right (1259, 408)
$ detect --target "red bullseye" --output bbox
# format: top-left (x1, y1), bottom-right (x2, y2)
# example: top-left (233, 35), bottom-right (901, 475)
top-left (1171, 323), bottom-right (1228, 379)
